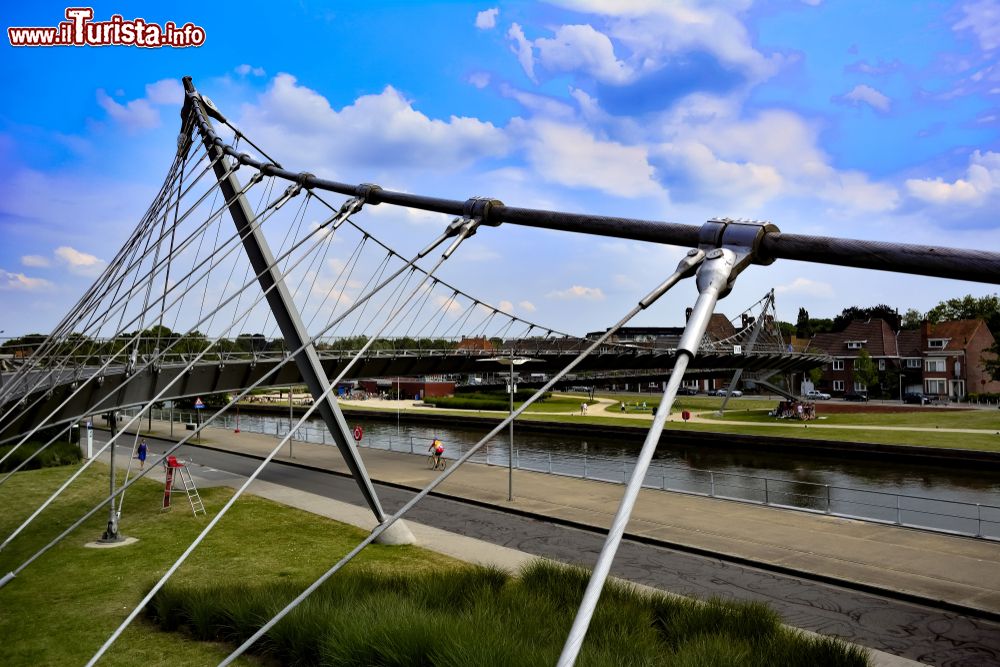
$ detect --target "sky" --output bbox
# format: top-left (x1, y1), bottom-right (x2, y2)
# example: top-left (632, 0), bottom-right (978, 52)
top-left (0, 0), bottom-right (998, 339)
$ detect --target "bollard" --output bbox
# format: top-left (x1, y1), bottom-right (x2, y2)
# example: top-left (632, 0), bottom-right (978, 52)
top-left (825, 484), bottom-right (831, 514)
top-left (710, 471), bottom-right (715, 497)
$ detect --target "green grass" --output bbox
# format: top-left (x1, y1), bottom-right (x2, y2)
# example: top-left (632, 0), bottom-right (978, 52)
top-left (707, 408), bottom-right (1000, 430)
top-left (0, 464), bottom-right (459, 666)
top-left (148, 560), bottom-right (869, 666)
top-left (425, 391), bottom-right (596, 413)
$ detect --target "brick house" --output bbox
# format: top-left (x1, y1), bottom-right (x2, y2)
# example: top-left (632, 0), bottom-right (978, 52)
top-left (807, 320), bottom-right (898, 396)
top-left (808, 318), bottom-right (1000, 399)
top-left (906, 320), bottom-right (1000, 399)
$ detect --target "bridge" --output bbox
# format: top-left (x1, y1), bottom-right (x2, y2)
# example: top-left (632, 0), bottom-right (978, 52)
top-left (1, 76), bottom-right (998, 666)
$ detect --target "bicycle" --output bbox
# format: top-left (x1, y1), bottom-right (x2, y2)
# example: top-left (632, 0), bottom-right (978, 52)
top-left (427, 453), bottom-right (447, 470)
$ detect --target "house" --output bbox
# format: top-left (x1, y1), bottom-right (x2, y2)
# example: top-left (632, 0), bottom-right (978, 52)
top-left (806, 319), bottom-right (898, 396)
top-left (911, 320), bottom-right (1000, 399)
top-left (807, 318), bottom-right (1000, 400)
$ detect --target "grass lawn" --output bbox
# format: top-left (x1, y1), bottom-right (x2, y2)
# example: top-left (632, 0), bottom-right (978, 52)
top-left (0, 463), bottom-right (870, 666)
top-left (708, 408), bottom-right (1000, 430)
top-left (0, 464), bottom-right (457, 666)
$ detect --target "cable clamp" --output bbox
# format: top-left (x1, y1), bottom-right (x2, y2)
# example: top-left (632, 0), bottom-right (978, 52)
top-left (356, 183), bottom-right (383, 205)
top-left (273, 183), bottom-right (303, 211)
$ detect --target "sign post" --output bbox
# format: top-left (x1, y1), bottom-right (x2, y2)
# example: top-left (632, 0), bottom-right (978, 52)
top-left (85, 420), bottom-right (93, 458)
top-left (353, 425), bottom-right (363, 442)
top-left (193, 397), bottom-right (205, 443)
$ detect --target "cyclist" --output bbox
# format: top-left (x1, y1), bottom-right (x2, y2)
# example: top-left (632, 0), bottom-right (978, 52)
top-left (428, 439), bottom-right (445, 470)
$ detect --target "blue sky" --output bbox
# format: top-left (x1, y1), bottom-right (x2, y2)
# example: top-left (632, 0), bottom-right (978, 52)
top-left (1, 0), bottom-right (998, 337)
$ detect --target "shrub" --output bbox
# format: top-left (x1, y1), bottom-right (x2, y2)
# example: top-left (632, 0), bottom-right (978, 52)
top-left (0, 439), bottom-right (81, 473)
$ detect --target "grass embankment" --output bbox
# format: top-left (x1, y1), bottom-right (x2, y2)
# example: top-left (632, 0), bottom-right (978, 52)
top-left (1, 465), bottom-right (869, 666)
top-left (426, 389), bottom-right (596, 413)
top-left (149, 560), bottom-right (868, 666)
top-left (705, 408), bottom-right (1000, 430)
top-left (0, 464), bottom-right (454, 666)
top-left (0, 439), bottom-right (81, 473)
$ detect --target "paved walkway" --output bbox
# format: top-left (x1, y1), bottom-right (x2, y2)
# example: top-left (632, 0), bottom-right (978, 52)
top-left (116, 414), bottom-right (1000, 621)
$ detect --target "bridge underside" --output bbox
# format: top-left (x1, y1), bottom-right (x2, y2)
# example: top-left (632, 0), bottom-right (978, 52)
top-left (0, 350), bottom-right (823, 443)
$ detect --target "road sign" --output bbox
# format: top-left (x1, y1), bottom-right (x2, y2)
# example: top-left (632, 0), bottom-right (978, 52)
top-left (194, 397), bottom-right (205, 409)
top-left (353, 425), bottom-right (363, 441)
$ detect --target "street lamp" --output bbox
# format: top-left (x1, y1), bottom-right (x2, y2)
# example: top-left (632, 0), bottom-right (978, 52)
top-left (479, 353), bottom-right (539, 502)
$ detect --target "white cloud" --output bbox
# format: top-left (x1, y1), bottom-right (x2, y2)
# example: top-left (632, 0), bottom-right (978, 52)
top-left (21, 255), bottom-right (50, 268)
top-left (535, 24), bottom-right (635, 84)
top-left (0, 269), bottom-right (52, 291)
top-left (547, 285), bottom-right (605, 300)
top-left (499, 299), bottom-right (514, 312)
top-left (545, 1), bottom-right (780, 82)
top-left (475, 8), bottom-right (499, 30)
top-left (519, 300), bottom-right (537, 312)
top-left (774, 277), bottom-right (834, 299)
top-left (96, 78), bottom-right (183, 131)
top-left (511, 118), bottom-right (663, 197)
top-left (953, 0), bottom-right (1000, 52)
top-left (144, 79), bottom-right (183, 105)
top-left (836, 84), bottom-right (891, 112)
top-left (499, 83), bottom-right (576, 119)
top-left (468, 71), bottom-right (491, 89)
top-left (96, 90), bottom-right (158, 131)
top-left (905, 150), bottom-right (1000, 206)
top-left (507, 23), bottom-right (537, 82)
top-left (239, 75), bottom-right (508, 173)
top-left (54, 245), bottom-right (106, 277)
top-left (235, 64), bottom-right (266, 77)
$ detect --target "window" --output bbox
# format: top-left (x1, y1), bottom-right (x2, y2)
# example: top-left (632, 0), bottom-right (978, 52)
top-left (832, 380), bottom-right (844, 391)
top-left (925, 359), bottom-right (945, 373)
top-left (925, 379), bottom-right (946, 395)
top-left (832, 360), bottom-right (845, 371)
top-left (854, 381), bottom-right (867, 391)
top-left (928, 339), bottom-right (947, 349)
top-left (878, 359), bottom-right (886, 370)
top-left (906, 358), bottom-right (921, 368)
top-left (846, 340), bottom-right (865, 349)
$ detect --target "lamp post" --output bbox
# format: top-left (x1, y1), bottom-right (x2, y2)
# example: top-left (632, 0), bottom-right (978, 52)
top-left (479, 353), bottom-right (538, 502)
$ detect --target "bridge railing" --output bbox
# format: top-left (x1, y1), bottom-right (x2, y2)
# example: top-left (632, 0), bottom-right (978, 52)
top-left (123, 406), bottom-right (1000, 541)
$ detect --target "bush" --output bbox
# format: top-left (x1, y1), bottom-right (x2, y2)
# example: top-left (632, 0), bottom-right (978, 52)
top-left (0, 439), bottom-right (81, 473)
top-left (148, 560), bottom-right (870, 666)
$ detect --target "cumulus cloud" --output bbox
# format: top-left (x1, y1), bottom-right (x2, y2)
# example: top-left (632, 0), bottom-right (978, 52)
top-left (511, 118), bottom-right (662, 197)
top-left (835, 84), bottom-right (891, 112)
top-left (953, 0), bottom-right (1000, 52)
top-left (905, 150), bottom-right (1000, 206)
top-left (544, 1), bottom-right (780, 83)
top-left (240, 75), bottom-right (508, 173)
top-left (96, 78), bottom-right (183, 131)
top-left (547, 285), bottom-right (605, 300)
top-left (535, 24), bottom-right (635, 85)
top-left (774, 277), bottom-right (835, 299)
top-left (21, 255), bottom-right (50, 268)
top-left (475, 7), bottom-right (499, 30)
top-left (55, 246), bottom-right (106, 277)
top-left (518, 300), bottom-right (537, 312)
top-left (235, 64), bottom-right (266, 77)
top-left (498, 299), bottom-right (514, 312)
top-left (0, 269), bottom-right (52, 291)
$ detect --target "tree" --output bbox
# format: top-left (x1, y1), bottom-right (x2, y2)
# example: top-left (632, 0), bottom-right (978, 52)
top-left (795, 308), bottom-right (811, 338)
top-left (853, 349), bottom-right (879, 393)
top-left (900, 308), bottom-right (924, 330)
top-left (926, 294), bottom-right (1000, 338)
top-left (832, 304), bottom-right (901, 332)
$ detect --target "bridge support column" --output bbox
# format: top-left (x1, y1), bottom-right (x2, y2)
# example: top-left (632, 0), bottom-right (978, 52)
top-left (186, 89), bottom-right (403, 538)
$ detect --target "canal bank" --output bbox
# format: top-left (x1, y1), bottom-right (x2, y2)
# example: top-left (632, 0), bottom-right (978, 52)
top-left (232, 401), bottom-right (1000, 469)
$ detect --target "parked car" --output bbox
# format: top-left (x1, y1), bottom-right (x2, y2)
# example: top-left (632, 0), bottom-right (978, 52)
top-left (843, 391), bottom-right (869, 402)
top-left (903, 392), bottom-right (930, 405)
top-left (714, 388), bottom-right (743, 397)
top-left (676, 387), bottom-right (699, 396)
top-left (804, 390), bottom-right (831, 400)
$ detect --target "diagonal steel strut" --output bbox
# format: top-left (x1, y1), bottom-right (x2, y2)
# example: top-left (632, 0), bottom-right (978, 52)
top-left (186, 90), bottom-right (388, 521)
